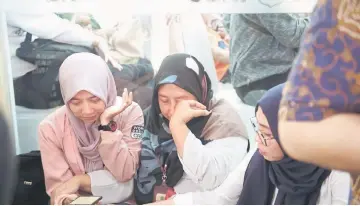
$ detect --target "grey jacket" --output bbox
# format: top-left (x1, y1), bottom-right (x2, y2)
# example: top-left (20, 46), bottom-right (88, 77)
top-left (228, 13), bottom-right (309, 88)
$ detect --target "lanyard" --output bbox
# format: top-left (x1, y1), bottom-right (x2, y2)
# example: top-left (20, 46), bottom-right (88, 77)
top-left (156, 150), bottom-right (174, 186)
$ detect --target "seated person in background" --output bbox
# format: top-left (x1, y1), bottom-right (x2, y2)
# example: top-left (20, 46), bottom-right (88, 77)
top-left (202, 14), bottom-right (230, 83)
top-left (6, 12), bottom-right (115, 79)
top-left (9, 12), bottom-right (153, 110)
top-left (148, 84), bottom-right (350, 205)
top-left (38, 53), bottom-right (144, 205)
top-left (134, 53), bottom-right (249, 204)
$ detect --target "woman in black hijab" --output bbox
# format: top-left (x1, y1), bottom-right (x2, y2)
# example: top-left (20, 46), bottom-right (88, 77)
top-left (237, 84), bottom-right (349, 205)
top-left (134, 53), bottom-right (248, 204)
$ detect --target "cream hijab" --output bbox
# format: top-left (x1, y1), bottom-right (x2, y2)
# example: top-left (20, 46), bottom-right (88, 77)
top-left (59, 52), bottom-right (117, 172)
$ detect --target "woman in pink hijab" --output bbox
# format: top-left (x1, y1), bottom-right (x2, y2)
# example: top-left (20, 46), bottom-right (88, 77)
top-left (38, 52), bottom-right (144, 205)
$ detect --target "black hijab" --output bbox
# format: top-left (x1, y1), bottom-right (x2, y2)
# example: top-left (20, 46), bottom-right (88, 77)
top-left (237, 84), bottom-right (331, 205)
top-left (146, 53), bottom-right (213, 187)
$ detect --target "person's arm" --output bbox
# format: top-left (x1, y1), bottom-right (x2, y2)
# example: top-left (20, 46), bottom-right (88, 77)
top-left (87, 170), bottom-right (133, 204)
top-left (201, 14), bottom-right (223, 28)
top-left (45, 157), bottom-right (133, 205)
top-left (327, 170), bottom-right (351, 205)
top-left (38, 121), bottom-right (77, 204)
top-left (6, 12), bottom-right (96, 47)
top-left (254, 13), bottom-right (309, 48)
top-left (98, 102), bottom-right (143, 182)
top-left (175, 131), bottom-right (248, 190)
top-left (278, 0), bottom-right (360, 172)
top-left (279, 114), bottom-right (360, 173)
top-left (149, 149), bottom-right (257, 205)
top-left (212, 47), bottom-right (230, 64)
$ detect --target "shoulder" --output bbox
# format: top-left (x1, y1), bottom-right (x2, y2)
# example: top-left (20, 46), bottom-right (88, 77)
top-left (38, 106), bottom-right (67, 141)
top-left (327, 170), bottom-right (351, 186)
top-left (209, 98), bottom-right (240, 120)
top-left (321, 170), bottom-right (351, 191)
top-left (207, 98), bottom-right (248, 138)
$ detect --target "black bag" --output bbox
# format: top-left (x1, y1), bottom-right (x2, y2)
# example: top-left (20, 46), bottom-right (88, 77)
top-left (12, 151), bottom-right (49, 205)
top-left (14, 33), bottom-right (155, 110)
top-left (14, 33), bottom-right (94, 109)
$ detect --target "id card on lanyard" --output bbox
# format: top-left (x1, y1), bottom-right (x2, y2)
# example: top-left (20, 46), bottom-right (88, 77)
top-left (153, 151), bottom-right (176, 201)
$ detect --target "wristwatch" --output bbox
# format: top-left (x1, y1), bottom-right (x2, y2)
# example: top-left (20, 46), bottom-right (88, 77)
top-left (98, 120), bottom-right (117, 132)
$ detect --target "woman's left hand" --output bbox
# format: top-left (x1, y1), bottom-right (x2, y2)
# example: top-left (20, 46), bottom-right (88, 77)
top-left (100, 88), bottom-right (133, 125)
top-left (52, 176), bottom-right (81, 203)
top-left (169, 100), bottom-right (211, 127)
top-left (256, 135), bottom-right (284, 161)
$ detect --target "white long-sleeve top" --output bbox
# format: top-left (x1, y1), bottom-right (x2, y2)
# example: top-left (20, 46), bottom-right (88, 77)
top-left (6, 12), bottom-right (97, 78)
top-left (173, 131), bottom-right (248, 194)
top-left (173, 148), bottom-right (351, 205)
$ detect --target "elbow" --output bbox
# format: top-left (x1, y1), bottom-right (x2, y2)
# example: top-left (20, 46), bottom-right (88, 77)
top-left (115, 160), bottom-right (138, 182)
top-left (197, 173), bottom-right (225, 190)
top-left (115, 168), bottom-right (136, 183)
top-left (111, 180), bottom-right (134, 204)
top-left (96, 179), bottom-right (134, 204)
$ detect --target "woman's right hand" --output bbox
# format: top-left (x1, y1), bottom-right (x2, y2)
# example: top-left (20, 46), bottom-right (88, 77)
top-left (170, 100), bottom-right (211, 127)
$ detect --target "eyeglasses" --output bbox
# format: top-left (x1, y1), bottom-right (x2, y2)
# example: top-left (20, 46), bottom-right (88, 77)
top-left (250, 117), bottom-right (268, 146)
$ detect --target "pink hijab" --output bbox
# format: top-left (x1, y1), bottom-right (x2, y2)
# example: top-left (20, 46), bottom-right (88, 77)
top-left (59, 52), bottom-right (117, 172)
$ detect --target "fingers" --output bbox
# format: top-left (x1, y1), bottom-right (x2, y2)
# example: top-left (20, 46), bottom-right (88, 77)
top-left (63, 194), bottom-right (79, 205)
top-left (122, 88), bottom-right (133, 106)
top-left (266, 138), bottom-right (276, 147)
top-left (255, 134), bottom-right (262, 144)
top-left (256, 134), bottom-right (268, 156)
top-left (122, 88), bottom-right (129, 102)
top-left (191, 109), bottom-right (211, 118)
top-left (128, 91), bottom-right (133, 104)
top-left (187, 100), bottom-right (206, 110)
top-left (67, 194), bottom-right (79, 201)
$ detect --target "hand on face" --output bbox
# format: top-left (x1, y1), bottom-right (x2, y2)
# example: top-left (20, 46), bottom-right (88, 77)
top-left (169, 100), bottom-right (211, 126)
top-left (100, 88), bottom-right (133, 125)
top-left (256, 135), bottom-right (284, 162)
